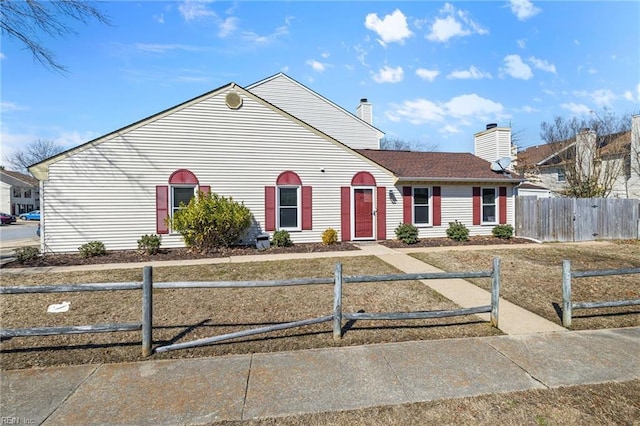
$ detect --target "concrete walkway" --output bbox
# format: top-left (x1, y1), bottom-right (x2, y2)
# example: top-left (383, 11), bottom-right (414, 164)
top-left (2, 328), bottom-right (638, 424)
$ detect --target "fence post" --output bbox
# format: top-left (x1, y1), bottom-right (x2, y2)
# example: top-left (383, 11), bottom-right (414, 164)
top-left (490, 257), bottom-right (500, 328)
top-left (142, 266), bottom-right (153, 357)
top-left (562, 260), bottom-right (572, 327)
top-left (333, 262), bottom-right (343, 340)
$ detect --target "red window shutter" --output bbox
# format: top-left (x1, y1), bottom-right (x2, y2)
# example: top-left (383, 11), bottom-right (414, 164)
top-left (264, 186), bottom-right (276, 232)
top-left (499, 186), bottom-right (507, 224)
top-left (376, 186), bottom-right (386, 240)
top-left (433, 186), bottom-right (441, 226)
top-left (402, 186), bottom-right (412, 223)
top-left (156, 186), bottom-right (169, 234)
top-left (472, 187), bottom-right (481, 225)
top-left (302, 186), bottom-right (312, 230)
top-left (340, 187), bottom-right (351, 241)
top-left (199, 185), bottom-right (210, 195)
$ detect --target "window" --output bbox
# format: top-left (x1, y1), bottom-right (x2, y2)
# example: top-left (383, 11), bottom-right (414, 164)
top-left (24, 189), bottom-right (32, 198)
top-left (171, 186), bottom-right (196, 217)
top-left (413, 187), bottom-right (430, 225)
top-left (482, 188), bottom-right (497, 224)
top-left (278, 186), bottom-right (300, 230)
top-left (13, 188), bottom-right (21, 198)
top-left (557, 168), bottom-right (566, 182)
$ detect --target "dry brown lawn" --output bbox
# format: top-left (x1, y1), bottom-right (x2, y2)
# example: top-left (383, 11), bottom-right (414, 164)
top-left (0, 256), bottom-right (500, 370)
top-left (411, 241), bottom-right (640, 330)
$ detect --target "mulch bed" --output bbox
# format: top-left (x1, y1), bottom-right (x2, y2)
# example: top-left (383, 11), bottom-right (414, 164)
top-left (381, 236), bottom-right (534, 249)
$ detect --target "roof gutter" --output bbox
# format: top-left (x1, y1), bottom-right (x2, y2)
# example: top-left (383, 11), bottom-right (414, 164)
top-left (394, 176), bottom-right (525, 184)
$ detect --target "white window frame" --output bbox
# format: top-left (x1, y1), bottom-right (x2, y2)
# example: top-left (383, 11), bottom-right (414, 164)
top-left (557, 167), bottom-right (566, 182)
top-left (481, 187), bottom-right (498, 225)
top-left (412, 187), bottom-right (432, 227)
top-left (277, 185), bottom-right (301, 231)
top-left (170, 185), bottom-right (197, 219)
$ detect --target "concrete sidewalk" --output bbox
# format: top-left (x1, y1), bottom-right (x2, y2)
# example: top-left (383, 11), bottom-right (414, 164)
top-left (2, 328), bottom-right (638, 424)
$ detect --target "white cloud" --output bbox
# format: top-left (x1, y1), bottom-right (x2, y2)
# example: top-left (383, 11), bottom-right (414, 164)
top-left (320, 52), bottom-right (330, 59)
top-left (624, 84), bottom-right (640, 102)
top-left (426, 3), bottom-right (488, 43)
top-left (516, 39), bottom-right (526, 49)
top-left (509, 0), bottom-right (541, 21)
top-left (372, 66), bottom-right (404, 83)
top-left (439, 124), bottom-right (461, 134)
top-left (416, 68), bottom-right (440, 82)
top-left (501, 54), bottom-right (533, 80)
top-left (1, 102), bottom-right (26, 113)
top-left (306, 59), bottom-right (327, 72)
top-left (561, 102), bottom-right (592, 115)
top-left (445, 94), bottom-right (504, 118)
top-left (218, 17), bottom-right (238, 37)
top-left (179, 0), bottom-right (216, 21)
top-left (447, 65), bottom-right (491, 80)
top-left (365, 9), bottom-right (413, 45)
top-left (154, 13), bottom-right (165, 24)
top-left (243, 21), bottom-right (289, 45)
top-left (386, 99), bottom-right (445, 124)
top-left (528, 57), bottom-right (556, 74)
top-left (574, 89), bottom-right (617, 107)
top-left (135, 43), bottom-right (202, 53)
top-left (0, 52), bottom-right (5, 60)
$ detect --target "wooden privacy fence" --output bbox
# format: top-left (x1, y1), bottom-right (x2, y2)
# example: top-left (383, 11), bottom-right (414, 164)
top-left (515, 197), bottom-right (640, 242)
top-left (0, 260), bottom-right (501, 356)
top-left (562, 260), bottom-right (640, 327)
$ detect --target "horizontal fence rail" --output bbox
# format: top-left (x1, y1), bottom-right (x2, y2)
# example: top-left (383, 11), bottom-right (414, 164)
top-left (2, 260), bottom-right (502, 357)
top-left (562, 260), bottom-right (640, 327)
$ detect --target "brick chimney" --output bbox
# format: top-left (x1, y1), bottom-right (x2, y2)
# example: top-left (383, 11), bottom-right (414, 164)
top-left (356, 98), bottom-right (372, 125)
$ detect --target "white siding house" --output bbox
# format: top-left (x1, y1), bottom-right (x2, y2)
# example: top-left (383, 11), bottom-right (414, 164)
top-left (0, 170), bottom-right (39, 215)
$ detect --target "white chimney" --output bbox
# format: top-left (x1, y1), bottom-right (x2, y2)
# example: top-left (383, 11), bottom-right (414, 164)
top-left (356, 98), bottom-right (372, 125)
top-left (632, 114), bottom-right (640, 165)
top-left (474, 123), bottom-right (512, 167)
top-left (575, 128), bottom-right (597, 179)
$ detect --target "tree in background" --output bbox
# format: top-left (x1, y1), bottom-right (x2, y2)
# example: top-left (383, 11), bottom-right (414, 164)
top-left (539, 109), bottom-right (630, 198)
top-left (0, 0), bottom-right (110, 72)
top-left (380, 137), bottom-right (438, 151)
top-left (5, 139), bottom-right (66, 173)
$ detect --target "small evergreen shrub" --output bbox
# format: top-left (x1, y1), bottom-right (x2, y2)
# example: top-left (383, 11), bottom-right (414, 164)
top-left (321, 228), bottom-right (338, 245)
top-left (138, 234), bottom-right (162, 254)
top-left (78, 241), bottom-right (106, 258)
top-left (272, 230), bottom-right (293, 247)
top-left (492, 224), bottom-right (514, 239)
top-left (395, 223), bottom-right (419, 244)
top-left (446, 220), bottom-right (469, 242)
top-left (14, 246), bottom-right (40, 263)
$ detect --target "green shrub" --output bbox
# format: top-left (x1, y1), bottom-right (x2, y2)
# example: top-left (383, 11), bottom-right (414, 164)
top-left (14, 246), bottom-right (40, 263)
top-left (446, 220), bottom-right (469, 242)
top-left (395, 223), bottom-right (419, 244)
top-left (78, 241), bottom-right (106, 258)
top-left (492, 224), bottom-right (514, 239)
top-left (321, 228), bottom-right (338, 245)
top-left (272, 230), bottom-right (293, 247)
top-left (138, 234), bottom-right (162, 254)
top-left (167, 191), bottom-right (253, 252)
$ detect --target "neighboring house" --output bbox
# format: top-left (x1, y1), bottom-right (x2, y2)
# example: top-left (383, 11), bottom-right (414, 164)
top-left (29, 73), bottom-right (523, 253)
top-left (0, 169), bottom-right (40, 215)
top-left (513, 115), bottom-right (640, 199)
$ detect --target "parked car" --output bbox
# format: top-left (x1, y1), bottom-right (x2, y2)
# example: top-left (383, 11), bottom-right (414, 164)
top-left (0, 212), bottom-right (17, 225)
top-left (19, 210), bottom-right (40, 221)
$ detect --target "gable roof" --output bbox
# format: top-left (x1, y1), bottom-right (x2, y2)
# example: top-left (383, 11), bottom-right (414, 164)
top-left (356, 149), bottom-right (523, 183)
top-left (0, 169), bottom-right (39, 186)
top-left (516, 140), bottom-right (573, 168)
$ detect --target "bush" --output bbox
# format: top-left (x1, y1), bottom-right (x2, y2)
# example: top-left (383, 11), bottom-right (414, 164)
top-left (272, 230), bottom-right (293, 247)
top-left (167, 191), bottom-right (253, 252)
top-left (395, 223), bottom-right (419, 244)
top-left (14, 246), bottom-right (40, 263)
top-left (321, 228), bottom-right (338, 245)
top-left (78, 241), bottom-right (106, 258)
top-left (446, 220), bottom-right (469, 242)
top-left (138, 234), bottom-right (162, 254)
top-left (492, 224), bottom-right (514, 239)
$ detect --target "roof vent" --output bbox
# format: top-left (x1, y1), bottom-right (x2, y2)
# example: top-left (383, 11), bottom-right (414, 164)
top-left (486, 123), bottom-right (498, 130)
top-left (225, 91), bottom-right (242, 109)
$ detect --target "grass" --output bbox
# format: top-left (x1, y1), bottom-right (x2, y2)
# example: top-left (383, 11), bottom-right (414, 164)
top-left (0, 256), bottom-right (501, 370)
top-left (410, 242), bottom-right (640, 330)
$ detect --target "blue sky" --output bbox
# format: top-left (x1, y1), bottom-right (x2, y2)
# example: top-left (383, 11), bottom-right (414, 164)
top-left (2, 0), bottom-right (639, 165)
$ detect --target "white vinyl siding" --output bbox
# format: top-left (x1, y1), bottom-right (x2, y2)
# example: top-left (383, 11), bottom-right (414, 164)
top-left (474, 127), bottom-right (512, 164)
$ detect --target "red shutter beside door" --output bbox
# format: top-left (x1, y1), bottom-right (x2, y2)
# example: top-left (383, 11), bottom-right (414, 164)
top-left (402, 186), bottom-right (412, 224)
top-left (302, 186), bottom-right (312, 230)
top-left (199, 185), bottom-right (210, 195)
top-left (499, 186), bottom-right (507, 224)
top-left (376, 186), bottom-right (386, 240)
top-left (472, 187), bottom-right (481, 225)
top-left (432, 186), bottom-right (441, 226)
top-left (265, 186), bottom-right (276, 232)
top-left (340, 187), bottom-right (350, 241)
top-left (156, 186), bottom-right (169, 234)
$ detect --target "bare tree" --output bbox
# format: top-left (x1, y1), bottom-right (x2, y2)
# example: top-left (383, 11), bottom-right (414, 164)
top-left (0, 0), bottom-right (110, 72)
top-left (539, 109), bottom-right (630, 198)
top-left (5, 139), bottom-right (66, 173)
top-left (380, 137), bottom-right (438, 152)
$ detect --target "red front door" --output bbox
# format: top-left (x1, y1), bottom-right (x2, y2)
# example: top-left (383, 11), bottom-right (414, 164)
top-left (354, 188), bottom-right (374, 239)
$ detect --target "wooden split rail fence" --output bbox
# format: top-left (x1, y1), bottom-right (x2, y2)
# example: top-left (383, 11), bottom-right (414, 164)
top-left (0, 260), bottom-right (501, 356)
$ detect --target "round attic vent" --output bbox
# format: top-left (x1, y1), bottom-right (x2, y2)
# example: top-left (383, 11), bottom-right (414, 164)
top-left (225, 91), bottom-right (242, 109)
